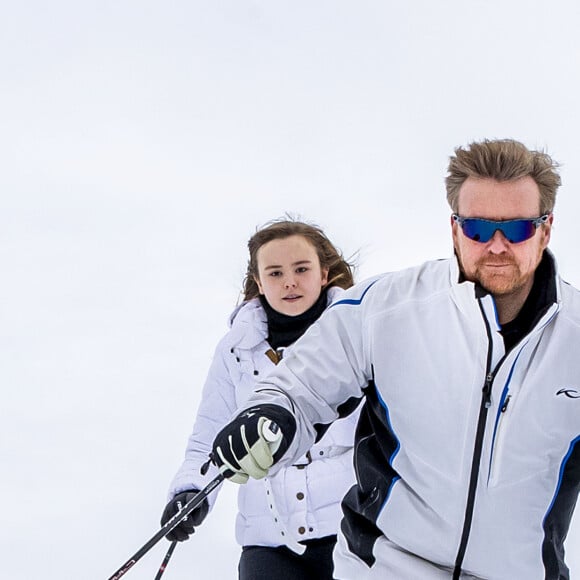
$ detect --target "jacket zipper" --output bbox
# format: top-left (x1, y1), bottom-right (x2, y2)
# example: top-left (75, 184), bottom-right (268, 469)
top-left (452, 301), bottom-right (495, 579)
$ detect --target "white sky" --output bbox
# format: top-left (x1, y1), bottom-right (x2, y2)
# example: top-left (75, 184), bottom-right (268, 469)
top-left (2, 1), bottom-right (580, 578)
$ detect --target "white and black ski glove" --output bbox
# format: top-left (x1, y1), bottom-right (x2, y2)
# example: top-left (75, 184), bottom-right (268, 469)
top-left (212, 404), bottom-right (296, 484)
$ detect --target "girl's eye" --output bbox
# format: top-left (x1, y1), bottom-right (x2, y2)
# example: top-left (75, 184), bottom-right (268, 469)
top-left (296, 267), bottom-right (309, 274)
top-left (269, 271), bottom-right (282, 277)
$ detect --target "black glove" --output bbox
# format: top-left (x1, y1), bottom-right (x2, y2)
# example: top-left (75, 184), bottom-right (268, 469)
top-left (160, 489), bottom-right (209, 542)
top-left (212, 404), bottom-right (296, 484)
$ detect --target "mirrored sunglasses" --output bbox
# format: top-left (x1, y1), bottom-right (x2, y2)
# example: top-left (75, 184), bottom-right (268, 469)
top-left (452, 214), bottom-right (550, 244)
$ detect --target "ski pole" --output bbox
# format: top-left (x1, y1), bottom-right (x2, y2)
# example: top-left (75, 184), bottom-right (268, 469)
top-left (107, 473), bottom-right (224, 580)
top-left (154, 541), bottom-right (177, 580)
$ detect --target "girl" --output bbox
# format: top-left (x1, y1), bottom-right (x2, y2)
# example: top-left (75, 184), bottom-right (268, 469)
top-left (161, 218), bottom-right (358, 579)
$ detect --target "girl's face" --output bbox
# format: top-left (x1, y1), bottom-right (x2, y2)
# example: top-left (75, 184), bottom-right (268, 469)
top-left (255, 235), bottom-right (329, 316)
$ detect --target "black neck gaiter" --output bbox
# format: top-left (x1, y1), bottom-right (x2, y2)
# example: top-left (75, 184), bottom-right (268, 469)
top-left (259, 290), bottom-right (328, 350)
top-left (500, 252), bottom-right (556, 352)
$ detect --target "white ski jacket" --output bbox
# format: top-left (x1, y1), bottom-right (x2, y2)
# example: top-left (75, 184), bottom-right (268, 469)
top-left (168, 286), bottom-right (358, 552)
top-left (236, 252), bottom-right (580, 579)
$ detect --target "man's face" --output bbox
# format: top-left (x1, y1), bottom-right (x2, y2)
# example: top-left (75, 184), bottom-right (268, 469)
top-left (452, 176), bottom-right (552, 298)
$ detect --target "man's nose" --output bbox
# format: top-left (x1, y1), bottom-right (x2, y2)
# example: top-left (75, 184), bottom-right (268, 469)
top-left (487, 229), bottom-right (510, 252)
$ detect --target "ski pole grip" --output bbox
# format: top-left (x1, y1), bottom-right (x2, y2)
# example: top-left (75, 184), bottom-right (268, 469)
top-left (261, 419), bottom-right (282, 445)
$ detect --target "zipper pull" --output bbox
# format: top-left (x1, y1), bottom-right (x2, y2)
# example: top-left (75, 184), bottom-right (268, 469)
top-left (501, 395), bottom-right (511, 413)
top-left (483, 373), bottom-right (493, 408)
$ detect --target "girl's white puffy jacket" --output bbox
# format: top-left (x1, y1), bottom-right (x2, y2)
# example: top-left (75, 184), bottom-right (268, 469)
top-left (168, 286), bottom-right (358, 552)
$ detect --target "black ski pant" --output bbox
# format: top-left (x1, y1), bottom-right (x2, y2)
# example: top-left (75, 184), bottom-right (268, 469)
top-left (238, 535), bottom-right (336, 580)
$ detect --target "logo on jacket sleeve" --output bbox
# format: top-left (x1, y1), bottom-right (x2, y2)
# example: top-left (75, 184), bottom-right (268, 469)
top-left (556, 388), bottom-right (580, 399)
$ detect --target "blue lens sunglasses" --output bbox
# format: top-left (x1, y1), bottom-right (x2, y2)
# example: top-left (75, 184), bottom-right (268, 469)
top-left (452, 214), bottom-right (550, 244)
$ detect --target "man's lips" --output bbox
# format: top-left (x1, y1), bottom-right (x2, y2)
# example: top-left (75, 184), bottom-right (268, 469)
top-left (481, 261), bottom-right (514, 268)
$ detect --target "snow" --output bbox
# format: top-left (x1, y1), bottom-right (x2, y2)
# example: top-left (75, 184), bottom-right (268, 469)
top-left (1, 1), bottom-right (580, 578)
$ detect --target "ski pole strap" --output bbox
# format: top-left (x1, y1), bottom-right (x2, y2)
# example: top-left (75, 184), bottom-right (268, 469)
top-left (107, 473), bottom-right (225, 580)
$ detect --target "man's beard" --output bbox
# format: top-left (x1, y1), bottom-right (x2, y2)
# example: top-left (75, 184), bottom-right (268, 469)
top-left (454, 246), bottom-right (535, 298)
top-left (456, 245), bottom-right (543, 299)
top-left (471, 259), bottom-right (526, 296)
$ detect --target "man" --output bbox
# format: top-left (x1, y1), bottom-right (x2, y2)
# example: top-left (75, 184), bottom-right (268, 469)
top-left (211, 139), bottom-right (580, 579)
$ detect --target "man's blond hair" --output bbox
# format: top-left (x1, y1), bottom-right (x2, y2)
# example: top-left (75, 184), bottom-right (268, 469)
top-left (446, 139), bottom-right (561, 214)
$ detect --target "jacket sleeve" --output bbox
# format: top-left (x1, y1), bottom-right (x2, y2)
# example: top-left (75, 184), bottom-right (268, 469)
top-left (167, 335), bottom-right (238, 504)
top-left (239, 280), bottom-right (374, 469)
